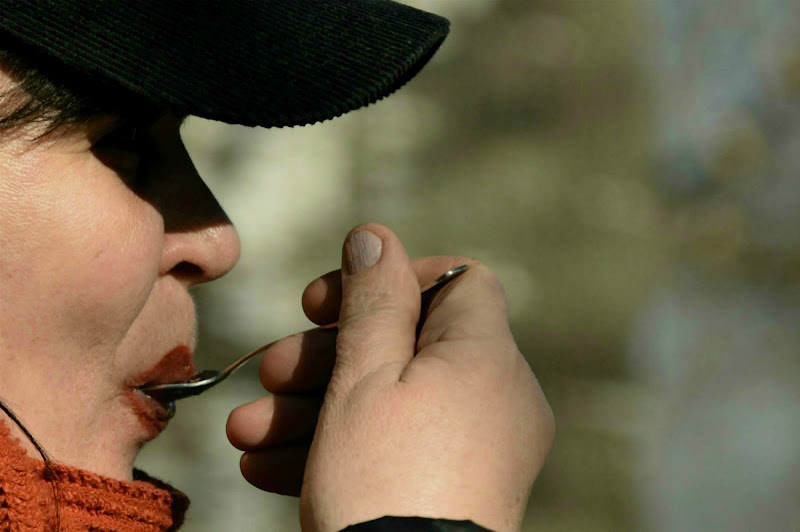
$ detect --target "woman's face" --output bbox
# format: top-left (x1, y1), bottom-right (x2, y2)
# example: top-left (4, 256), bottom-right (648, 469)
top-left (0, 73), bottom-right (240, 480)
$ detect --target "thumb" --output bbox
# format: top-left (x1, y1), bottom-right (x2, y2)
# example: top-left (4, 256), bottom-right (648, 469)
top-left (333, 224), bottom-right (420, 389)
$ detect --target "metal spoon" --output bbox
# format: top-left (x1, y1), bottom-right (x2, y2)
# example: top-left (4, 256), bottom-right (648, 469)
top-left (140, 264), bottom-right (469, 404)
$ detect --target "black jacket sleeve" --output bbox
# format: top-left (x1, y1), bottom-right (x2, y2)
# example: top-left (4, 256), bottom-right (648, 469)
top-left (340, 516), bottom-right (493, 532)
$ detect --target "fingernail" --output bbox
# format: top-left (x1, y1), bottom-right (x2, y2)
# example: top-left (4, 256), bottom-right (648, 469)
top-left (345, 230), bottom-right (383, 274)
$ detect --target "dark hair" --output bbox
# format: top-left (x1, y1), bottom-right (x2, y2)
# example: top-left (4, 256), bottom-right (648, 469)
top-left (0, 35), bottom-right (152, 136)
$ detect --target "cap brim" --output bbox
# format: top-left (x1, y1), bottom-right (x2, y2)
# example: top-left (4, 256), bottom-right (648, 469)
top-left (0, 0), bottom-right (449, 127)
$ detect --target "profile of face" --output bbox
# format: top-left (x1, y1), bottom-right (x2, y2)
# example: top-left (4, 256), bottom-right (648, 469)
top-left (0, 67), bottom-right (240, 480)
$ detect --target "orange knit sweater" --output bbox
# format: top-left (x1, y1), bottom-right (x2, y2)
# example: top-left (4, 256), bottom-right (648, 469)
top-left (0, 421), bottom-right (188, 531)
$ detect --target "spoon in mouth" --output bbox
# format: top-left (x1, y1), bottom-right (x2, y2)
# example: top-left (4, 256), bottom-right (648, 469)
top-left (140, 264), bottom-right (469, 404)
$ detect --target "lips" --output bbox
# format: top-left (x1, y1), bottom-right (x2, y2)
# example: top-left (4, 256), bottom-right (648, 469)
top-left (125, 345), bottom-right (196, 438)
top-left (130, 345), bottom-right (196, 388)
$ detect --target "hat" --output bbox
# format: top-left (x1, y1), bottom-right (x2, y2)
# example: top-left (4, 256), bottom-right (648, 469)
top-left (0, 1), bottom-right (449, 128)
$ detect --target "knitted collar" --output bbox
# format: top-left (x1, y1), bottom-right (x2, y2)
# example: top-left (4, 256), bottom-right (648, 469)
top-left (0, 420), bottom-right (188, 531)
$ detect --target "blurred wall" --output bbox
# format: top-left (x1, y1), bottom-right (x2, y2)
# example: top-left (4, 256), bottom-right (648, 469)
top-left (136, 1), bottom-right (800, 530)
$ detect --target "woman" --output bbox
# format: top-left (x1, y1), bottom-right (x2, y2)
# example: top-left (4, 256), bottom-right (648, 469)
top-left (0, 2), bottom-right (554, 531)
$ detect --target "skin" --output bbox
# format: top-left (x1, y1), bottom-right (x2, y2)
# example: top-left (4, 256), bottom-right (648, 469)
top-left (0, 67), bottom-right (554, 529)
top-left (0, 69), bottom-right (240, 480)
top-left (227, 224), bottom-right (555, 532)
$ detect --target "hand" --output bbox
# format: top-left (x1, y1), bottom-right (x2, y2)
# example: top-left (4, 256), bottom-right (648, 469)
top-left (226, 224), bottom-right (554, 532)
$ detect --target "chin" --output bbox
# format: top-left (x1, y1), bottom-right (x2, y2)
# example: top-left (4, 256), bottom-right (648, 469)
top-left (77, 394), bottom-right (174, 481)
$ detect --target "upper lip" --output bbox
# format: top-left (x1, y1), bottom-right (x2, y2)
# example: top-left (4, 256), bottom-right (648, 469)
top-left (129, 345), bottom-right (197, 389)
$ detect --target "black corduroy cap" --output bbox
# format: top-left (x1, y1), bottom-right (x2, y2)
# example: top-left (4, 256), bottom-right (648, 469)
top-left (0, 1), bottom-right (449, 128)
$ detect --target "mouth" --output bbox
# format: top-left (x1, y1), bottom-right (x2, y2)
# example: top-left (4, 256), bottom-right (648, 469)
top-left (125, 345), bottom-right (196, 438)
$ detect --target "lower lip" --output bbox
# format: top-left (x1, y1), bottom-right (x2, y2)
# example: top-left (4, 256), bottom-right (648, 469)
top-left (125, 345), bottom-right (194, 437)
top-left (124, 389), bottom-right (173, 440)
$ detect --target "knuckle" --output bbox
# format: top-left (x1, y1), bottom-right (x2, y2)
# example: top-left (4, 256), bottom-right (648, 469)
top-left (465, 259), bottom-right (505, 295)
top-left (257, 333), bottom-right (300, 388)
top-left (543, 403), bottom-right (556, 450)
top-left (336, 309), bottom-right (413, 350)
top-left (340, 287), bottom-right (418, 325)
top-left (456, 259), bottom-right (509, 317)
top-left (534, 393), bottom-right (556, 455)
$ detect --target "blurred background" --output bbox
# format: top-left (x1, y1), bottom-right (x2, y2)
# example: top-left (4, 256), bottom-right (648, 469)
top-left (136, 1), bottom-right (800, 530)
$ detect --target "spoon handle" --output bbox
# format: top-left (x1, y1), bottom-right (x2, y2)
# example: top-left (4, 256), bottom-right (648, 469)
top-left (141, 264), bottom-right (469, 402)
top-left (416, 264), bottom-right (469, 337)
top-left (219, 343), bottom-right (271, 376)
top-left (221, 266), bottom-right (468, 377)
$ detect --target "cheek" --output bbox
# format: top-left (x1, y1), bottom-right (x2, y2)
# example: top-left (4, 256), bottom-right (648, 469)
top-left (0, 153), bottom-right (165, 354)
top-left (59, 213), bottom-right (164, 340)
top-left (57, 197), bottom-right (166, 357)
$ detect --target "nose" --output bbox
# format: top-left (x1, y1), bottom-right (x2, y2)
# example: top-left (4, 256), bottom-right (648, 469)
top-left (147, 121), bottom-right (241, 287)
top-left (160, 205), bottom-right (241, 287)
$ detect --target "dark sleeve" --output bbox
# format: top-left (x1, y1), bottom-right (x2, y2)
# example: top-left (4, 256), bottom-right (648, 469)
top-left (340, 516), bottom-right (493, 532)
